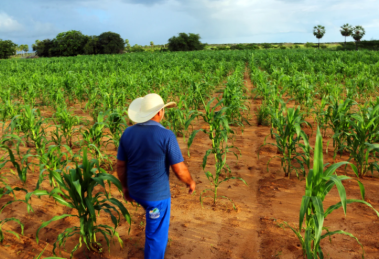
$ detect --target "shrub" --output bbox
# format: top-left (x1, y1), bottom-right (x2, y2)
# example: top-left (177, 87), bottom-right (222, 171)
top-left (294, 45), bottom-right (300, 49)
top-left (305, 42), bottom-right (315, 48)
top-left (168, 33), bottom-right (205, 51)
top-left (130, 44), bottom-right (145, 53)
top-left (321, 45), bottom-right (327, 49)
top-left (280, 46), bottom-right (286, 49)
top-left (261, 43), bottom-right (272, 49)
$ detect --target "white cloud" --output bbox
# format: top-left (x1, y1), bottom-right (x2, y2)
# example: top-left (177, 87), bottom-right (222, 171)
top-left (0, 12), bottom-right (23, 32)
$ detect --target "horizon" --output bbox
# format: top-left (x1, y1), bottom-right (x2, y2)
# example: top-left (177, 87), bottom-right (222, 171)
top-left (1, 0), bottom-right (378, 51)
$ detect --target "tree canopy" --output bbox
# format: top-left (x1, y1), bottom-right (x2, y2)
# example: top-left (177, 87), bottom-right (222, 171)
top-left (168, 33), bottom-right (205, 52)
top-left (32, 30), bottom-right (125, 57)
top-left (0, 39), bottom-right (17, 59)
top-left (98, 32), bottom-right (124, 54)
top-left (313, 25), bottom-right (326, 49)
top-left (55, 30), bottom-right (88, 56)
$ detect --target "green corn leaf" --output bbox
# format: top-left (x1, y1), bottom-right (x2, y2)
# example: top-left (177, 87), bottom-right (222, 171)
top-left (299, 196), bottom-right (311, 231)
top-left (325, 199), bottom-right (379, 218)
top-left (328, 175), bottom-right (347, 215)
top-left (36, 214), bottom-right (77, 244)
top-left (320, 230), bottom-right (364, 258)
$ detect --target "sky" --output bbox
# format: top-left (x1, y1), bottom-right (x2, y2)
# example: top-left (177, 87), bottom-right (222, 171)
top-left (0, 0), bottom-right (378, 50)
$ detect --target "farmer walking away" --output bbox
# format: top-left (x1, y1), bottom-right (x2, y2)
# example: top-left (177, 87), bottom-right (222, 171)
top-left (117, 93), bottom-right (196, 259)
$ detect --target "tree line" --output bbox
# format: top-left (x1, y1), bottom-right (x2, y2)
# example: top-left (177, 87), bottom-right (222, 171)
top-left (31, 30), bottom-right (125, 57)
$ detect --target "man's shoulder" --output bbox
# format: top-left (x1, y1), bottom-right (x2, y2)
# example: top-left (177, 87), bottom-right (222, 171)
top-left (122, 124), bottom-right (175, 137)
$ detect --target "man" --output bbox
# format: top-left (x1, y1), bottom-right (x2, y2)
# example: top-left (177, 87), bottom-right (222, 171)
top-left (117, 93), bottom-right (196, 259)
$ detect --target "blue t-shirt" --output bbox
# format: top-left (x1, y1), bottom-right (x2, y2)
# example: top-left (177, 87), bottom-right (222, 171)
top-left (117, 120), bottom-right (184, 201)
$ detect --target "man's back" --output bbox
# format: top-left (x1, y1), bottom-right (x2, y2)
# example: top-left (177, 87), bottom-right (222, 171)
top-left (117, 120), bottom-right (183, 201)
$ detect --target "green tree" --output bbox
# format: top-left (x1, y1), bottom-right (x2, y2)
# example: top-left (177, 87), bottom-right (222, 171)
top-left (32, 40), bottom-right (40, 52)
top-left (125, 39), bottom-right (131, 52)
top-left (352, 25), bottom-right (365, 51)
top-left (83, 36), bottom-right (99, 55)
top-left (313, 25), bottom-right (326, 49)
top-left (168, 33), bottom-right (205, 51)
top-left (22, 44), bottom-right (29, 55)
top-left (150, 41), bottom-right (154, 48)
top-left (0, 39), bottom-right (17, 59)
top-left (98, 32), bottom-right (124, 54)
top-left (340, 24), bottom-right (353, 50)
top-left (33, 39), bottom-right (55, 57)
top-left (55, 30), bottom-right (88, 56)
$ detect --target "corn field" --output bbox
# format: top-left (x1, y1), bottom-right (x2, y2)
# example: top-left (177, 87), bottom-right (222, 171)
top-left (0, 49), bottom-right (379, 258)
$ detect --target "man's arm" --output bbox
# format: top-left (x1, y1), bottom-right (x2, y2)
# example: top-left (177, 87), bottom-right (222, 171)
top-left (117, 159), bottom-right (133, 202)
top-left (171, 162), bottom-right (196, 194)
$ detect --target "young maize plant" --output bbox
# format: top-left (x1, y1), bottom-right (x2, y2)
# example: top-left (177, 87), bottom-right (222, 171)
top-left (343, 104), bottom-right (379, 176)
top-left (285, 128), bottom-right (379, 259)
top-left (53, 107), bottom-right (80, 147)
top-left (81, 112), bottom-right (112, 167)
top-left (222, 64), bottom-right (250, 128)
top-left (312, 97), bottom-right (329, 137)
top-left (33, 245), bottom-right (65, 259)
top-left (187, 97), bottom-right (246, 208)
top-left (0, 187), bottom-right (26, 244)
top-left (35, 145), bottom-right (73, 189)
top-left (105, 108), bottom-right (128, 149)
top-left (0, 89), bottom-right (21, 121)
top-left (256, 101), bottom-right (271, 126)
top-left (267, 92), bottom-right (286, 139)
top-left (27, 149), bottom-right (131, 259)
top-left (8, 105), bottom-right (46, 152)
top-left (259, 106), bottom-right (311, 178)
top-left (0, 209), bottom-right (24, 244)
top-left (326, 97), bottom-right (355, 158)
top-left (1, 141), bottom-right (35, 185)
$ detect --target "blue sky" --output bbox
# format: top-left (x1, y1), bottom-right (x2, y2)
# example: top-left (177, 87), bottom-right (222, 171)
top-left (1, 0), bottom-right (378, 49)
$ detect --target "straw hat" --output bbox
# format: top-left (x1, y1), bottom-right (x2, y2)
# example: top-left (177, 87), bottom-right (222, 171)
top-left (128, 93), bottom-right (176, 123)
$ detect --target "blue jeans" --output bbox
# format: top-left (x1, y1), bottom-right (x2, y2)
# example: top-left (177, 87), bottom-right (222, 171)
top-left (131, 195), bottom-right (171, 259)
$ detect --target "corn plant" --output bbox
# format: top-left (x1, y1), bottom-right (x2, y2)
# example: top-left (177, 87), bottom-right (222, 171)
top-left (326, 98), bottom-right (355, 158)
top-left (81, 112), bottom-right (111, 166)
top-left (53, 108), bottom-right (80, 147)
top-left (222, 65), bottom-right (250, 127)
top-left (33, 245), bottom-right (65, 259)
top-left (313, 97), bottom-right (329, 137)
top-left (286, 128), bottom-right (379, 258)
top-left (28, 149), bottom-right (131, 258)
top-left (256, 102), bottom-right (270, 126)
top-left (342, 104), bottom-right (379, 176)
top-left (36, 145), bottom-right (73, 189)
top-left (0, 187), bottom-right (26, 244)
top-left (0, 207), bottom-right (24, 244)
top-left (1, 142), bottom-right (35, 185)
top-left (105, 108), bottom-right (127, 149)
top-left (8, 105), bottom-right (46, 152)
top-left (187, 97), bottom-right (246, 208)
top-left (259, 107), bottom-right (311, 178)
top-left (0, 89), bottom-right (20, 121)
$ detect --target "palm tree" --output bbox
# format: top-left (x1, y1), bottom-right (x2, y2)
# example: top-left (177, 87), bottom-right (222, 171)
top-left (340, 24), bottom-right (353, 50)
top-left (352, 25), bottom-right (365, 51)
top-left (313, 25), bottom-right (326, 49)
top-left (150, 41), bottom-right (154, 49)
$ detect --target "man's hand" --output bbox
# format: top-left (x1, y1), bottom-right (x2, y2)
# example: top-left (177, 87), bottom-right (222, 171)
top-left (123, 187), bottom-right (134, 202)
top-left (171, 162), bottom-right (196, 194)
top-left (188, 180), bottom-right (196, 194)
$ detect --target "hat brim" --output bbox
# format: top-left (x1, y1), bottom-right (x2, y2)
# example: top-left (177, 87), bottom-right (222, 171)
top-left (128, 99), bottom-right (177, 123)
